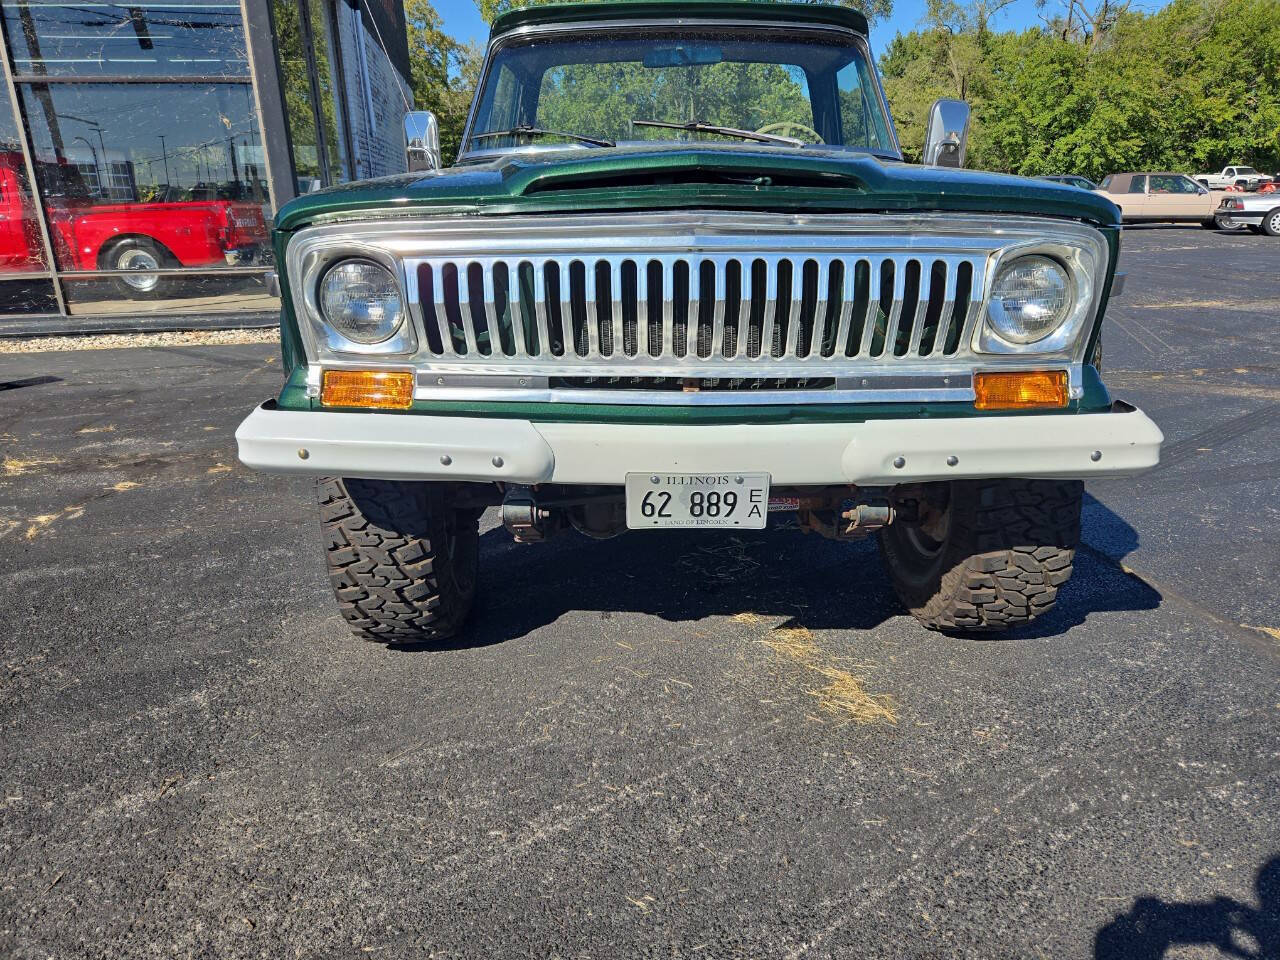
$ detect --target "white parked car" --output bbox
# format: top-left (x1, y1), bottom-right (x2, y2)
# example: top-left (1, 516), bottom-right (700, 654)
top-left (1197, 166), bottom-right (1272, 191)
top-left (1215, 193), bottom-right (1280, 236)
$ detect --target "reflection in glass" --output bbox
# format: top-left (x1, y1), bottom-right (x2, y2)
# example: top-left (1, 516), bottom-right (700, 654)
top-left (274, 0), bottom-right (347, 192)
top-left (2, 0), bottom-right (248, 79)
top-left (0, 77), bottom-right (48, 276)
top-left (309, 0), bottom-right (349, 182)
top-left (62, 272), bottom-right (277, 314)
top-left (0, 277), bottom-right (57, 312)
top-left (19, 82), bottom-right (270, 292)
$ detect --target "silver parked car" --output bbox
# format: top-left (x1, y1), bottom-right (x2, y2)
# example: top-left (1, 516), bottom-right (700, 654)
top-left (1215, 193), bottom-right (1280, 236)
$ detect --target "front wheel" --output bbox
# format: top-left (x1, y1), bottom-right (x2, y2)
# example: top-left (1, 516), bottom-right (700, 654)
top-left (878, 478), bottom-right (1083, 633)
top-left (320, 478), bottom-right (479, 643)
top-left (1214, 214), bottom-right (1247, 233)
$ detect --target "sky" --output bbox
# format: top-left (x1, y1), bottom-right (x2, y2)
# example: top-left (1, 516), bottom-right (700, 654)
top-left (430, 0), bottom-right (1086, 60)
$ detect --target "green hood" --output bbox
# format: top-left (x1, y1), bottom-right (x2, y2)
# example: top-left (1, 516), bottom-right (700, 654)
top-left (274, 145), bottom-right (1121, 232)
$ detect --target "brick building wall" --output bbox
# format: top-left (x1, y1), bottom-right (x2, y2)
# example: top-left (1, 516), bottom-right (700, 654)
top-left (334, 0), bottom-right (414, 181)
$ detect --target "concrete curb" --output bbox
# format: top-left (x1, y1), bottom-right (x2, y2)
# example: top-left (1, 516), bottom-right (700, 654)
top-left (0, 311), bottom-right (279, 339)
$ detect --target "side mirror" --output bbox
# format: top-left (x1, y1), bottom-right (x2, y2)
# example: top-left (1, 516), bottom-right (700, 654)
top-left (922, 98), bottom-right (970, 168)
top-left (405, 111), bottom-right (442, 172)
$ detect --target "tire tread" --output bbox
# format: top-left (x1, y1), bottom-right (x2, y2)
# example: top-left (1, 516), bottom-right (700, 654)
top-left (319, 477), bottom-right (477, 643)
top-left (880, 478), bottom-right (1082, 633)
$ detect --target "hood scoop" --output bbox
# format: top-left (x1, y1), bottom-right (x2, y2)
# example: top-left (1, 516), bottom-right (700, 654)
top-left (505, 148), bottom-right (869, 198)
top-left (520, 167), bottom-right (867, 195)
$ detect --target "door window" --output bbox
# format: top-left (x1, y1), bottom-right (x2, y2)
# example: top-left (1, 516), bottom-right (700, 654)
top-left (1149, 174), bottom-right (1197, 193)
top-left (1128, 175), bottom-right (1147, 193)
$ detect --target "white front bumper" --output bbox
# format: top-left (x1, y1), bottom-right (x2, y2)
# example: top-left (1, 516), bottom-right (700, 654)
top-left (236, 404), bottom-right (1162, 485)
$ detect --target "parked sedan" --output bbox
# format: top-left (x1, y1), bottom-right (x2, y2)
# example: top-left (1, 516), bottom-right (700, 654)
top-left (1095, 172), bottom-right (1230, 227)
top-left (1036, 174), bottom-right (1100, 191)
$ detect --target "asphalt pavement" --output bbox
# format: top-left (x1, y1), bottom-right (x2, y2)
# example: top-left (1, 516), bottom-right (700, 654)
top-left (2, 225), bottom-right (1278, 959)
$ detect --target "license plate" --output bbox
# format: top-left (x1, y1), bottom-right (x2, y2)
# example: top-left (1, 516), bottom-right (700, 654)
top-left (625, 472), bottom-right (770, 529)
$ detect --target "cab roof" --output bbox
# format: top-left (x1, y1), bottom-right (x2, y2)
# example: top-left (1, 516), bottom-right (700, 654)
top-left (490, 1), bottom-right (869, 40)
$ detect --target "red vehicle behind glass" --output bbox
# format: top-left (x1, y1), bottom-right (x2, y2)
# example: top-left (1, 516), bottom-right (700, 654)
top-left (0, 151), bottom-right (269, 296)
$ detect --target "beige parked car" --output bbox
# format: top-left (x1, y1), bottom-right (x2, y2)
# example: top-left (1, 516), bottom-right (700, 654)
top-left (1095, 172), bottom-right (1230, 227)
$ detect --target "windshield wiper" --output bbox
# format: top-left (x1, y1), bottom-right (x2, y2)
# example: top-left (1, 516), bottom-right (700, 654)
top-left (470, 125), bottom-right (615, 148)
top-left (630, 119), bottom-right (803, 147)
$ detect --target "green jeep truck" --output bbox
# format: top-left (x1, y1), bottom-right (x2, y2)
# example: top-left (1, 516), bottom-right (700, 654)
top-left (236, 0), bottom-right (1163, 642)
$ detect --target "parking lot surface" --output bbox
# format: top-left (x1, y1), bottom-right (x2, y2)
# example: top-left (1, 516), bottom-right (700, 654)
top-left (2, 226), bottom-right (1278, 958)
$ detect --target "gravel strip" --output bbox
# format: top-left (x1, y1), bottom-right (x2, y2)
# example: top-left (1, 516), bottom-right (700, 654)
top-left (0, 327), bottom-right (280, 353)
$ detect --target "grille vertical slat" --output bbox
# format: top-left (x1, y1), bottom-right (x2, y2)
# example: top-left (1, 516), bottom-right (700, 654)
top-left (857, 261), bottom-right (882, 357)
top-left (609, 262), bottom-right (624, 359)
top-left (905, 260), bottom-right (933, 358)
top-left (809, 257), bottom-right (831, 360)
top-left (431, 263), bottom-right (457, 357)
top-left (831, 259), bottom-right (856, 358)
top-left (482, 268), bottom-right (502, 356)
top-left (558, 261), bottom-right (575, 357)
top-left (760, 259), bottom-right (779, 360)
top-left (456, 264), bottom-right (479, 357)
top-left (532, 263), bottom-right (550, 357)
top-left (877, 262), bottom-right (907, 359)
top-left (783, 260), bottom-right (802, 359)
top-left (584, 263), bottom-right (601, 357)
top-left (507, 263), bottom-right (527, 358)
top-left (710, 261), bottom-right (727, 358)
top-left (736, 260), bottom-right (752, 358)
top-left (659, 259), bottom-right (675, 358)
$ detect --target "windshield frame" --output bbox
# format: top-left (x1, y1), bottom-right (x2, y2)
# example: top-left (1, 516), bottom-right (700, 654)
top-left (457, 18), bottom-right (901, 164)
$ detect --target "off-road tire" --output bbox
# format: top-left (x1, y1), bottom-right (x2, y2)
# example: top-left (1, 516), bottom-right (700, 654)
top-left (878, 478), bottom-right (1083, 633)
top-left (319, 477), bottom-right (479, 643)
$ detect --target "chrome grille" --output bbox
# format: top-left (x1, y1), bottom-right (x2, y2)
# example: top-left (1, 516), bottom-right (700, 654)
top-left (411, 253), bottom-right (983, 367)
top-left (290, 212), bottom-right (1108, 404)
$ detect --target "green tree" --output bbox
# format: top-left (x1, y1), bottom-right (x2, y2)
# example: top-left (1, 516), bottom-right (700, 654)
top-left (406, 0), bottom-right (483, 161)
top-left (881, 0), bottom-right (1280, 176)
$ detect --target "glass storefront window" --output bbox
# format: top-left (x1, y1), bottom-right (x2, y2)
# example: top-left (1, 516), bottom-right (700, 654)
top-left (61, 272), bottom-right (277, 314)
top-left (0, 84), bottom-right (47, 276)
top-left (1, 0), bottom-right (249, 79)
top-left (273, 0), bottom-right (322, 193)
top-left (274, 0), bottom-right (349, 192)
top-left (18, 81), bottom-right (270, 291)
top-left (0, 277), bottom-right (58, 311)
top-left (309, 0), bottom-right (350, 183)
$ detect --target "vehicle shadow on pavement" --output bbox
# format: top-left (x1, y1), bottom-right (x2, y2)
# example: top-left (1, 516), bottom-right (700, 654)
top-left (1094, 854), bottom-right (1279, 959)
top-left (399, 492), bottom-right (1162, 649)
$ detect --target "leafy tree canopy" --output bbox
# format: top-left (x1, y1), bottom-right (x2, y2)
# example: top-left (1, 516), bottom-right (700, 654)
top-left (882, 0), bottom-right (1280, 176)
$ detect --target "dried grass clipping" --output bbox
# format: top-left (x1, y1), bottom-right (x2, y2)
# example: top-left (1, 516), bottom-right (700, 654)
top-left (756, 625), bottom-right (897, 725)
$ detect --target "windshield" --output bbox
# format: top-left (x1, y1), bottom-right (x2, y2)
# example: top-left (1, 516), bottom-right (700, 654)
top-left (464, 26), bottom-right (894, 158)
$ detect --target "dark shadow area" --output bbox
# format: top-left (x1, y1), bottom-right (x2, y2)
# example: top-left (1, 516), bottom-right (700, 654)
top-left (390, 492), bottom-right (1162, 650)
top-left (0, 374), bottom-right (61, 391)
top-left (1096, 854), bottom-right (1279, 959)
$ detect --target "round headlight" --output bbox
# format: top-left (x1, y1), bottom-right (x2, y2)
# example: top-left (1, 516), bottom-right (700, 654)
top-left (987, 255), bottom-right (1072, 344)
top-left (319, 259), bottom-right (404, 344)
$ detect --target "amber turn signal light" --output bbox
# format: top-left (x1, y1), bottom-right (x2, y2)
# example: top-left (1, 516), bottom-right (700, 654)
top-left (320, 369), bottom-right (414, 409)
top-left (973, 370), bottom-right (1069, 410)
